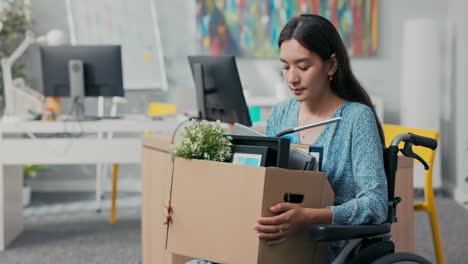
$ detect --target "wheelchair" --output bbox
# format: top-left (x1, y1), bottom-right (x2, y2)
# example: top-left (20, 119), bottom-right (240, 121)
top-left (309, 132), bottom-right (437, 264)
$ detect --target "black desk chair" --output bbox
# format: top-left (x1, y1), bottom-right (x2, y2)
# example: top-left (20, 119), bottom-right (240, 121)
top-left (309, 133), bottom-right (436, 264)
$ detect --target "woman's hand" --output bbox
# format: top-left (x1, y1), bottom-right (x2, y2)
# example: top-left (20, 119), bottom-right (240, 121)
top-left (163, 199), bottom-right (172, 225)
top-left (255, 202), bottom-right (307, 246)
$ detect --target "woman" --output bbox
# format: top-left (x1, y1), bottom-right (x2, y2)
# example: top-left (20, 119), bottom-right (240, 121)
top-left (166, 14), bottom-right (388, 263)
top-left (256, 14), bottom-right (388, 259)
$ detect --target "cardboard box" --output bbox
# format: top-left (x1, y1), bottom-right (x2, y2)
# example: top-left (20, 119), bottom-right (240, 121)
top-left (166, 157), bottom-right (334, 264)
top-left (142, 135), bottom-right (414, 263)
top-left (392, 155), bottom-right (414, 252)
top-left (141, 135), bottom-right (192, 264)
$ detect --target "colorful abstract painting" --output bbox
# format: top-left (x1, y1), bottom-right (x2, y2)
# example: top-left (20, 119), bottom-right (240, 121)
top-left (195, 0), bottom-right (378, 57)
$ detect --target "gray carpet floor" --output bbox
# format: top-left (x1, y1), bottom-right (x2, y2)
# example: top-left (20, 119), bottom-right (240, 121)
top-left (0, 193), bottom-right (141, 264)
top-left (0, 193), bottom-right (466, 264)
top-left (414, 197), bottom-right (468, 264)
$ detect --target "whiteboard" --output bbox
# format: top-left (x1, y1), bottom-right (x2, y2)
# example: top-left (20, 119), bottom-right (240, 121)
top-left (65, 0), bottom-right (167, 91)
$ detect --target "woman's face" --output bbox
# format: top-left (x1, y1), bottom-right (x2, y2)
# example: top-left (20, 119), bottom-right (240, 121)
top-left (280, 39), bottom-right (331, 102)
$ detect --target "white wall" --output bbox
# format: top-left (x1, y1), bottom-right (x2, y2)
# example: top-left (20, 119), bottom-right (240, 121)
top-left (448, 0), bottom-right (468, 203)
top-left (352, 0), bottom-right (448, 122)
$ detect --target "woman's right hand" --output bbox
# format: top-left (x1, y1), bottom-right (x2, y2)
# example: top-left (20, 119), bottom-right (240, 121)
top-left (163, 199), bottom-right (172, 225)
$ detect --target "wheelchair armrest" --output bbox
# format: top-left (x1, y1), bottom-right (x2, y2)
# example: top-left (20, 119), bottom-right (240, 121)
top-left (309, 223), bottom-right (391, 241)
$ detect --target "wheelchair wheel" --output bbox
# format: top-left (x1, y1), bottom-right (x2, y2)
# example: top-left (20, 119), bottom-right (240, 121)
top-left (371, 252), bottom-right (432, 264)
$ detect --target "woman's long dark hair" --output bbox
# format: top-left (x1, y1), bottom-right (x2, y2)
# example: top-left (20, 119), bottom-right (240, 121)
top-left (278, 14), bottom-right (385, 145)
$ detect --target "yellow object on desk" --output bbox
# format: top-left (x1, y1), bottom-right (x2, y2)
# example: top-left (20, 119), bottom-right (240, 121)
top-left (147, 103), bottom-right (176, 118)
top-left (42, 97), bottom-right (61, 120)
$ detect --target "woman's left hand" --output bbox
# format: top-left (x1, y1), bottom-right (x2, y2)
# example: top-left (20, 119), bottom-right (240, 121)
top-left (255, 202), bottom-right (307, 246)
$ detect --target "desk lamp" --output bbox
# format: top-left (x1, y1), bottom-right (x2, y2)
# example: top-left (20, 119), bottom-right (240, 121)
top-left (1, 29), bottom-right (66, 122)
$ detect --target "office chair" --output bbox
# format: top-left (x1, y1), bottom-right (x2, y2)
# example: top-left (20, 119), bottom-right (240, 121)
top-left (383, 124), bottom-right (443, 264)
top-left (309, 132), bottom-right (437, 264)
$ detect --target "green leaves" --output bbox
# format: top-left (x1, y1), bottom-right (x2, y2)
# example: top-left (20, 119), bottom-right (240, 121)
top-left (23, 164), bottom-right (48, 178)
top-left (173, 120), bottom-right (232, 162)
top-left (0, 1), bottom-right (31, 56)
top-left (22, 164), bottom-right (48, 185)
top-left (0, 0), bottom-right (32, 91)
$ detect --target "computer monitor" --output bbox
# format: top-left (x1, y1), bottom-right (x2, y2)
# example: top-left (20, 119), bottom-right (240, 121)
top-left (231, 123), bottom-right (317, 171)
top-left (187, 55), bottom-right (252, 126)
top-left (39, 45), bottom-right (124, 120)
top-left (229, 135), bottom-right (290, 169)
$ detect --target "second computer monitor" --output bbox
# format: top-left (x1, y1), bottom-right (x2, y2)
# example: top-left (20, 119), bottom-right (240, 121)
top-left (188, 55), bottom-right (252, 127)
top-left (40, 45), bottom-right (124, 98)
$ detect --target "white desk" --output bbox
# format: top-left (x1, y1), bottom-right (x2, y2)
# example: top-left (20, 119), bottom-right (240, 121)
top-left (0, 116), bottom-right (179, 250)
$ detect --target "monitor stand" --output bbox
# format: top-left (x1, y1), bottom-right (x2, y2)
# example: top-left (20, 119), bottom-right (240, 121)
top-left (193, 63), bottom-right (207, 120)
top-left (68, 59), bottom-right (86, 121)
top-left (68, 97), bottom-right (86, 121)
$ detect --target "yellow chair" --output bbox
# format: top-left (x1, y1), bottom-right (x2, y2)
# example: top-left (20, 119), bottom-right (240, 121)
top-left (383, 124), bottom-right (444, 264)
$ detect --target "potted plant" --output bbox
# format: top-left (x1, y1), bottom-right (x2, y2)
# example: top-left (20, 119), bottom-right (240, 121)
top-left (173, 119), bottom-right (232, 162)
top-left (22, 164), bottom-right (47, 206)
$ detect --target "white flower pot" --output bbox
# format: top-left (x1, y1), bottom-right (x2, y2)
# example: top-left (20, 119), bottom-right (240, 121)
top-left (22, 185), bottom-right (31, 207)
